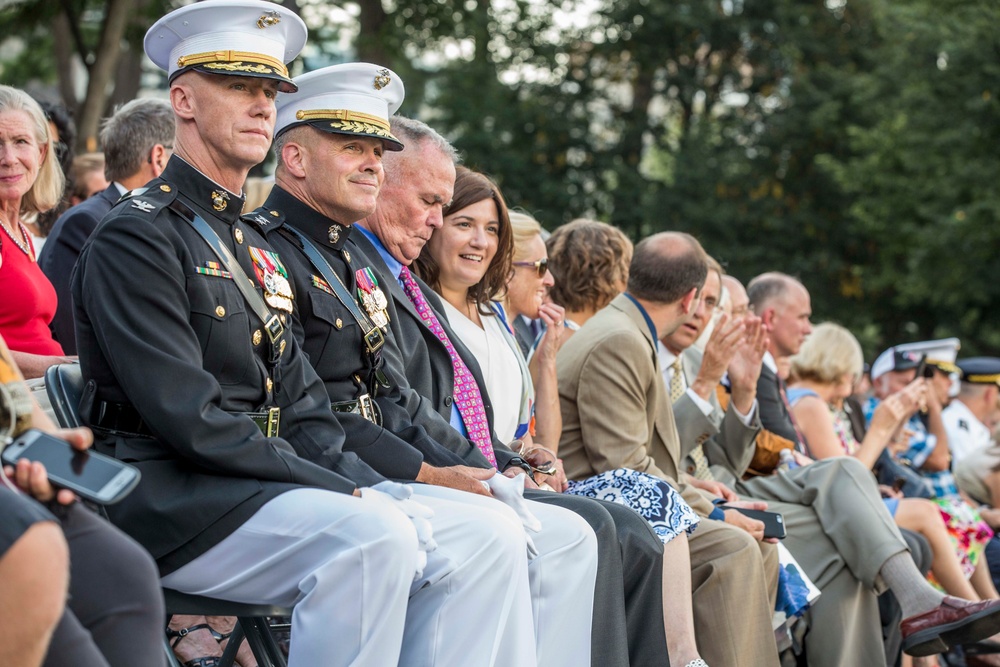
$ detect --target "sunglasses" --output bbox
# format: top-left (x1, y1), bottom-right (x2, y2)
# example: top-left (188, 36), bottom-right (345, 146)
top-left (513, 440), bottom-right (558, 477)
top-left (512, 258), bottom-right (548, 278)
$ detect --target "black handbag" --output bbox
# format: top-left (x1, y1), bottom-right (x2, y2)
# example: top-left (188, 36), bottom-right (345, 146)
top-left (874, 449), bottom-right (934, 499)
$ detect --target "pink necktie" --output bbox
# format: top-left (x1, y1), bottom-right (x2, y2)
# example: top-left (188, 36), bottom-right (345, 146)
top-left (398, 266), bottom-right (497, 468)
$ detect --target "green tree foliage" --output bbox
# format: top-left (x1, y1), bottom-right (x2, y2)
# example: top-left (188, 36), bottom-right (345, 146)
top-left (4, 0), bottom-right (997, 353)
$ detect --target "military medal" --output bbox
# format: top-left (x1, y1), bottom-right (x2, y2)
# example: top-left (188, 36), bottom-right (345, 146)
top-left (356, 267), bottom-right (389, 328)
top-left (249, 247), bottom-right (294, 313)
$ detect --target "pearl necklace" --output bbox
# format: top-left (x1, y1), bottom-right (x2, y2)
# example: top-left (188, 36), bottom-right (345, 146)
top-left (0, 219), bottom-right (35, 262)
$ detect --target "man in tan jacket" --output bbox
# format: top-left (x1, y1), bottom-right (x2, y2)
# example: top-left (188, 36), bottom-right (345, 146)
top-left (560, 233), bottom-right (1000, 666)
top-left (558, 232), bottom-right (782, 666)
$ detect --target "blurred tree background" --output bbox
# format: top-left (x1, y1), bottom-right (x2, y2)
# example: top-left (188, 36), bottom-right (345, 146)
top-left (2, 0), bottom-right (998, 356)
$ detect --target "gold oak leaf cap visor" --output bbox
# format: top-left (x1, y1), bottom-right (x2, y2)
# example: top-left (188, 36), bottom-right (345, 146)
top-left (144, 0), bottom-right (307, 93)
top-left (274, 63), bottom-right (406, 151)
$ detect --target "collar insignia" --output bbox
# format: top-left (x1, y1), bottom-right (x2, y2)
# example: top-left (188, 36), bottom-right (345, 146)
top-left (211, 190), bottom-right (230, 212)
top-left (131, 200), bottom-right (155, 212)
top-left (328, 224), bottom-right (342, 244)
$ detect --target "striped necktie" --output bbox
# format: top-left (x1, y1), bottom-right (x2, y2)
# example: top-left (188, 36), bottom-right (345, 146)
top-left (670, 357), bottom-right (712, 480)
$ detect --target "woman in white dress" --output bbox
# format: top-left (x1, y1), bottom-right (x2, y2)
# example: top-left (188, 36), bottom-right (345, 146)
top-left (412, 166), bottom-right (709, 667)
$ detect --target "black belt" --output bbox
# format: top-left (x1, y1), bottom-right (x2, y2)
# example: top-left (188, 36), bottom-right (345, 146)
top-left (91, 401), bottom-right (280, 438)
top-left (331, 394), bottom-right (381, 425)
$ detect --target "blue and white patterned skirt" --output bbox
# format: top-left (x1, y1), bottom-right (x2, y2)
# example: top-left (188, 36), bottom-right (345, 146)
top-left (567, 468), bottom-right (699, 543)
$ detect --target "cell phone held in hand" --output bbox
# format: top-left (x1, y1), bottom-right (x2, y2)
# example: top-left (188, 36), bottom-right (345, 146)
top-left (727, 507), bottom-right (786, 540)
top-left (2, 429), bottom-right (140, 505)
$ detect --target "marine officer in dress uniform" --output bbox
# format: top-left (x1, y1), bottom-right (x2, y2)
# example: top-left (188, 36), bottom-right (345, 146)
top-left (71, 3), bottom-right (532, 666)
top-left (251, 63), bottom-right (599, 666)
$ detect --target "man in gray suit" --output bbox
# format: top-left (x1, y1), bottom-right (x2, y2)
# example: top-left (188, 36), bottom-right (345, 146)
top-left (667, 269), bottom-right (1000, 665)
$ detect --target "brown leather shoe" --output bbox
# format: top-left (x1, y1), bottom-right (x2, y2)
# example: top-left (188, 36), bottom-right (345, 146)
top-left (901, 597), bottom-right (1000, 657)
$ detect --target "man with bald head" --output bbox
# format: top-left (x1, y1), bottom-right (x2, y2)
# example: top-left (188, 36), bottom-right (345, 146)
top-left (351, 115), bottom-right (672, 667)
top-left (564, 253), bottom-right (1000, 665)
top-left (559, 232), bottom-right (783, 667)
top-left (747, 272), bottom-right (814, 445)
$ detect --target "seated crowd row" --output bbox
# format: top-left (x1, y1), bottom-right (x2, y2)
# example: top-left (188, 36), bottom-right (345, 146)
top-left (4, 2), bottom-right (1000, 667)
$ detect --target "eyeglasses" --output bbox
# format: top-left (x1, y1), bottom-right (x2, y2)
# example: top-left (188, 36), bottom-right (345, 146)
top-left (512, 440), bottom-right (558, 477)
top-left (512, 258), bottom-right (548, 278)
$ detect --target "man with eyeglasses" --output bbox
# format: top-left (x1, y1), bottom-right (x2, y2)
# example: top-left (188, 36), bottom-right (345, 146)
top-left (658, 260), bottom-right (765, 481)
top-left (40, 98), bottom-right (174, 353)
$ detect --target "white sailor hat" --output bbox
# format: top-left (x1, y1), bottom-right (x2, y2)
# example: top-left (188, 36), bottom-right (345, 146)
top-left (870, 337), bottom-right (961, 381)
top-left (274, 63), bottom-right (405, 151)
top-left (144, 0), bottom-right (307, 93)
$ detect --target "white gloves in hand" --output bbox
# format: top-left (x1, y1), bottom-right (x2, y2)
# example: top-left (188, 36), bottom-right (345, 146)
top-left (486, 471), bottom-right (542, 559)
top-left (361, 481), bottom-right (437, 579)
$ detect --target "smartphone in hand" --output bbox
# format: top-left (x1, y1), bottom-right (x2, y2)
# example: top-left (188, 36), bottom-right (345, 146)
top-left (725, 506), bottom-right (786, 539)
top-left (2, 429), bottom-right (140, 505)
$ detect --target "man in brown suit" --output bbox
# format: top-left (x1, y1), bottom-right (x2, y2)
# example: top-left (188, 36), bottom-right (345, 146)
top-left (558, 232), bottom-right (783, 666)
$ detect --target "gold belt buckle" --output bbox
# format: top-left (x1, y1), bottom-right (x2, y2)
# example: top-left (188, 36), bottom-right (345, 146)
top-left (358, 394), bottom-right (376, 423)
top-left (265, 406), bottom-right (280, 437)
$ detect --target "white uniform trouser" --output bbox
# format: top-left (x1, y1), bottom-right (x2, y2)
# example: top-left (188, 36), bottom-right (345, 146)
top-left (161, 488), bottom-right (416, 667)
top-left (414, 485), bottom-right (598, 667)
top-left (162, 486), bottom-right (540, 667)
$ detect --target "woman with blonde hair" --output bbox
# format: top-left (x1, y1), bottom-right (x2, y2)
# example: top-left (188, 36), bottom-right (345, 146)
top-left (788, 323), bottom-right (1000, 626)
top-left (0, 85), bottom-right (74, 381)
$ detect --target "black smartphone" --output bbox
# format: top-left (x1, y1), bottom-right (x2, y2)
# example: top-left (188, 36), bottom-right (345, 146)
top-left (2, 429), bottom-right (140, 505)
top-left (726, 507), bottom-right (786, 539)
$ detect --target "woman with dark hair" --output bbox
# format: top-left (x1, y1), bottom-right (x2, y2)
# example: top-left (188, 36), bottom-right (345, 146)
top-left (414, 166), bottom-right (709, 667)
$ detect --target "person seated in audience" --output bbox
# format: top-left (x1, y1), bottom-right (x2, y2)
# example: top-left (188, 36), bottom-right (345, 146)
top-left (66, 153), bottom-right (108, 207)
top-left (945, 357), bottom-right (1000, 465)
top-left (866, 344), bottom-right (997, 599)
top-left (0, 334), bottom-right (164, 667)
top-left (257, 63), bottom-right (600, 667)
top-left (787, 324), bottom-right (1000, 623)
top-left (953, 358), bottom-right (1000, 510)
top-left (545, 217), bottom-right (632, 338)
top-left (354, 115), bottom-right (673, 667)
top-left (39, 98), bottom-right (174, 355)
top-left (73, 4), bottom-right (538, 666)
top-left (0, 86), bottom-right (75, 390)
top-left (414, 168), bottom-right (711, 666)
top-left (663, 266), bottom-right (1000, 665)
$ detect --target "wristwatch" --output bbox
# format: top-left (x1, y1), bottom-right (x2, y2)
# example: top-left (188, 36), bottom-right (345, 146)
top-left (504, 456), bottom-right (533, 478)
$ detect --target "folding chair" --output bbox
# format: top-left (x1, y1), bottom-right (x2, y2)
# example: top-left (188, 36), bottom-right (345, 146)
top-left (45, 363), bottom-right (291, 667)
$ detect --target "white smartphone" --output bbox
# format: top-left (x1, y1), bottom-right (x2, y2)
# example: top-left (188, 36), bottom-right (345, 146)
top-left (1, 429), bottom-right (140, 505)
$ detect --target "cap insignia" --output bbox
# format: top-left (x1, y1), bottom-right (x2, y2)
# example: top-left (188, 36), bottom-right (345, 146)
top-left (373, 69), bottom-right (391, 90)
top-left (257, 10), bottom-right (281, 29)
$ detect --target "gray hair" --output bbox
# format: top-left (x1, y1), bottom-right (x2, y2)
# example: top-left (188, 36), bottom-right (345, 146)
top-left (747, 271), bottom-right (803, 314)
top-left (388, 116), bottom-right (460, 165)
top-left (99, 98), bottom-right (174, 182)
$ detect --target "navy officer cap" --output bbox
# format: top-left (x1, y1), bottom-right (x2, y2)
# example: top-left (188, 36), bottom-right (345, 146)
top-left (957, 357), bottom-right (1000, 387)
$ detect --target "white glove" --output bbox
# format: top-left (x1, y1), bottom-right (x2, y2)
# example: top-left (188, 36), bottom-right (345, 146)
top-left (361, 481), bottom-right (437, 580)
top-left (486, 471), bottom-right (542, 559)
